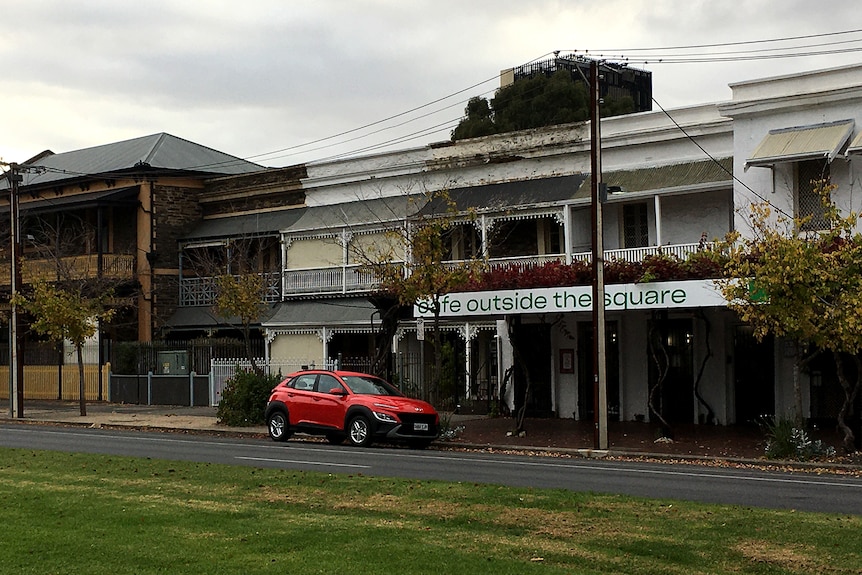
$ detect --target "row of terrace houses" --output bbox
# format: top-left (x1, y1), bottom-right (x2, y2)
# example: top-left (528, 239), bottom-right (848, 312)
top-left (4, 63), bottom-right (862, 427)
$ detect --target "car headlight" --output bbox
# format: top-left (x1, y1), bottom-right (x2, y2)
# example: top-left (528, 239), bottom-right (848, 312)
top-left (372, 411), bottom-right (399, 424)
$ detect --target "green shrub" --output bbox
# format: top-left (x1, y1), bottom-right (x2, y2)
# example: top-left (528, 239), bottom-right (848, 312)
top-left (217, 369), bottom-right (281, 427)
top-left (761, 416), bottom-right (836, 460)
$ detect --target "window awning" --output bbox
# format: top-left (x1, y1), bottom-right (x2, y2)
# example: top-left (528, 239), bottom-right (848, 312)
top-left (745, 120), bottom-right (854, 169)
top-left (845, 130), bottom-right (862, 156)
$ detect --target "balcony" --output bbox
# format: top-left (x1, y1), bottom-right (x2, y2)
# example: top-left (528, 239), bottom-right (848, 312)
top-left (283, 265), bottom-right (378, 296)
top-left (176, 243), bottom-right (710, 303)
top-left (0, 254), bottom-right (137, 286)
top-left (572, 242), bottom-right (710, 263)
top-left (180, 272), bottom-right (282, 307)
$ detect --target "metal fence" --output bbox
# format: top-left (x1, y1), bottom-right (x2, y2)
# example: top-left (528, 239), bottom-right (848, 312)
top-left (209, 357), bottom-right (339, 406)
top-left (109, 338), bottom-right (265, 375)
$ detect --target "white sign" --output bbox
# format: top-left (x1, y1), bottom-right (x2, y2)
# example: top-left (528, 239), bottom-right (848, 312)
top-left (414, 280), bottom-right (727, 318)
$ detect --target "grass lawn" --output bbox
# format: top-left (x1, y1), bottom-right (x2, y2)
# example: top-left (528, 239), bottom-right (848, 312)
top-left (0, 447), bottom-right (859, 574)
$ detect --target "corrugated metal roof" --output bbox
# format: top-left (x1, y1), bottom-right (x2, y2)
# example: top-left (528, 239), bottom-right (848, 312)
top-left (845, 130), bottom-right (862, 156)
top-left (421, 174), bottom-right (588, 215)
top-left (263, 298), bottom-right (378, 328)
top-left (11, 133), bottom-right (265, 189)
top-left (182, 208), bottom-right (306, 242)
top-left (182, 196), bottom-right (417, 241)
top-left (289, 196), bottom-right (416, 232)
top-left (165, 303), bottom-right (280, 330)
top-left (746, 120), bottom-right (854, 168)
top-left (574, 158), bottom-right (732, 199)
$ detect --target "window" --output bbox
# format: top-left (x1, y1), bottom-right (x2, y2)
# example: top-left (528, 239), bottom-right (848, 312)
top-left (796, 160), bottom-right (830, 232)
top-left (316, 375), bottom-right (341, 394)
top-left (290, 374), bottom-right (317, 391)
top-left (445, 224), bottom-right (481, 261)
top-left (623, 203), bottom-right (649, 248)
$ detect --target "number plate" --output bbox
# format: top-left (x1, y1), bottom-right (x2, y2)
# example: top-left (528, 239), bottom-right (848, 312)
top-left (414, 422), bottom-right (429, 431)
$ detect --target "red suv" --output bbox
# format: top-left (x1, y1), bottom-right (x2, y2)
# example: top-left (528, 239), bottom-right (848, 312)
top-left (264, 370), bottom-right (439, 449)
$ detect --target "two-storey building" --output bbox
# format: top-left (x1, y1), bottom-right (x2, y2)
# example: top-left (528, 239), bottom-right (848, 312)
top-left (8, 64), bottom-right (862, 430)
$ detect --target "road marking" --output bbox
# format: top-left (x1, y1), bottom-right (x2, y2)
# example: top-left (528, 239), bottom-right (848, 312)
top-left (237, 456), bottom-right (370, 469)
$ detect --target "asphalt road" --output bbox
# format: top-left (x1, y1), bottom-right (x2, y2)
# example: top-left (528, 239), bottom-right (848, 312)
top-left (2, 424), bottom-right (861, 515)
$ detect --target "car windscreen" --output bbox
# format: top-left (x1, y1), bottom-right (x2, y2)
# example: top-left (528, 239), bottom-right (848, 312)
top-left (341, 376), bottom-right (403, 396)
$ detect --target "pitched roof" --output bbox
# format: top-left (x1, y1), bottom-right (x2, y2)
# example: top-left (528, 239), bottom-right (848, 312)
top-left (10, 133), bottom-right (265, 188)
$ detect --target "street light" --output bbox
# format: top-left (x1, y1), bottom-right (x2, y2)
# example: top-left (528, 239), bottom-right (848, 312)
top-left (3, 162), bottom-right (24, 417)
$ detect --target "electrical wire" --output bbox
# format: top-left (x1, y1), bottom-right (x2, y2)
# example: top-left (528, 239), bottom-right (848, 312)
top-left (649, 96), bottom-right (795, 223)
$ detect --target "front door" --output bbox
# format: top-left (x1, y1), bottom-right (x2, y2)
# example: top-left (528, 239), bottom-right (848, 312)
top-left (511, 323), bottom-right (553, 417)
top-left (577, 321), bottom-right (620, 421)
top-left (733, 326), bottom-right (774, 425)
top-left (647, 318), bottom-right (694, 424)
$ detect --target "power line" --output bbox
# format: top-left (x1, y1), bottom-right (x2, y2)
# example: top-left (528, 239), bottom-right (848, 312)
top-left (582, 28), bottom-right (862, 52)
top-left (652, 96), bottom-right (791, 212)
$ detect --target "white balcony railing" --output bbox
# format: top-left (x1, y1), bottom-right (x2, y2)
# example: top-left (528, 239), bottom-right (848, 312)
top-left (282, 264), bottom-right (378, 296)
top-left (572, 242), bottom-right (711, 263)
top-left (177, 243), bottom-right (712, 304)
top-left (180, 272), bottom-right (281, 307)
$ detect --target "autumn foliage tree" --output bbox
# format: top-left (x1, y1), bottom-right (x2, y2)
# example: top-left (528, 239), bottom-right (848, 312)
top-left (359, 190), bottom-right (483, 400)
top-left (14, 280), bottom-right (115, 416)
top-left (214, 272), bottom-right (267, 374)
top-left (717, 181), bottom-right (862, 452)
top-left (12, 215), bottom-right (122, 416)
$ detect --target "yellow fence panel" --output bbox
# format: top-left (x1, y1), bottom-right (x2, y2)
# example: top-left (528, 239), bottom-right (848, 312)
top-left (0, 365), bottom-right (110, 401)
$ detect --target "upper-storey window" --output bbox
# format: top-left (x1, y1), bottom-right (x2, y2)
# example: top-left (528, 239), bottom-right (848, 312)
top-left (623, 203), bottom-right (649, 248)
top-left (796, 160), bottom-right (830, 232)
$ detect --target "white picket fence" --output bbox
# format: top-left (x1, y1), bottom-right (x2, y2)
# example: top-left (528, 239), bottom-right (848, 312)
top-left (208, 357), bottom-right (339, 406)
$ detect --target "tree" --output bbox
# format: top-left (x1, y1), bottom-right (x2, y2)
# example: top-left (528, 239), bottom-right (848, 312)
top-left (357, 190), bottom-right (483, 403)
top-left (450, 96), bottom-right (496, 140)
top-left (184, 236), bottom-right (276, 372)
top-left (452, 68), bottom-right (632, 140)
top-left (14, 280), bottom-right (115, 416)
top-left (717, 182), bottom-right (862, 452)
top-left (213, 272), bottom-right (267, 374)
top-left (12, 215), bottom-right (125, 416)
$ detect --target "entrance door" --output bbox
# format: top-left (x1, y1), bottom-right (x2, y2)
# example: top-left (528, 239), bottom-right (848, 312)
top-left (577, 321), bottom-right (620, 421)
top-left (511, 324), bottom-right (553, 417)
top-left (647, 318), bottom-right (694, 424)
top-left (733, 326), bottom-right (774, 425)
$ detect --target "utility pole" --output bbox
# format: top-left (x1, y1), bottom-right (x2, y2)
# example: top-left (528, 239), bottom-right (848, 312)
top-left (5, 162), bottom-right (24, 418)
top-left (590, 60), bottom-right (608, 450)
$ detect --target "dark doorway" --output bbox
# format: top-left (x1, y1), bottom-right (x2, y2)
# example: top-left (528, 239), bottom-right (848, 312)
top-left (511, 323), bottom-right (553, 417)
top-left (648, 317), bottom-right (694, 424)
top-left (577, 321), bottom-right (620, 421)
top-left (733, 325), bottom-right (775, 425)
top-left (328, 333), bottom-right (374, 372)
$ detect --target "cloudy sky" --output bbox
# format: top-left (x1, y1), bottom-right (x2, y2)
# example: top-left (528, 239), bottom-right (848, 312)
top-left (2, 0), bottom-right (862, 168)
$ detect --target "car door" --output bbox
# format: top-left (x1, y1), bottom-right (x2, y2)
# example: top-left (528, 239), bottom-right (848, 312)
top-left (309, 374), bottom-right (348, 429)
top-left (285, 374), bottom-right (318, 425)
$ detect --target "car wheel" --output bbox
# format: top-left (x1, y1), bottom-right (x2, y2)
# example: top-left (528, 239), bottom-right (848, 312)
top-left (347, 415), bottom-right (373, 447)
top-left (326, 433), bottom-right (345, 445)
top-left (267, 411), bottom-right (291, 442)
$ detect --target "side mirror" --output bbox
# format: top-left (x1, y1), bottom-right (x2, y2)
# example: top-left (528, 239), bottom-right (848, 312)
top-left (329, 387), bottom-right (347, 396)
